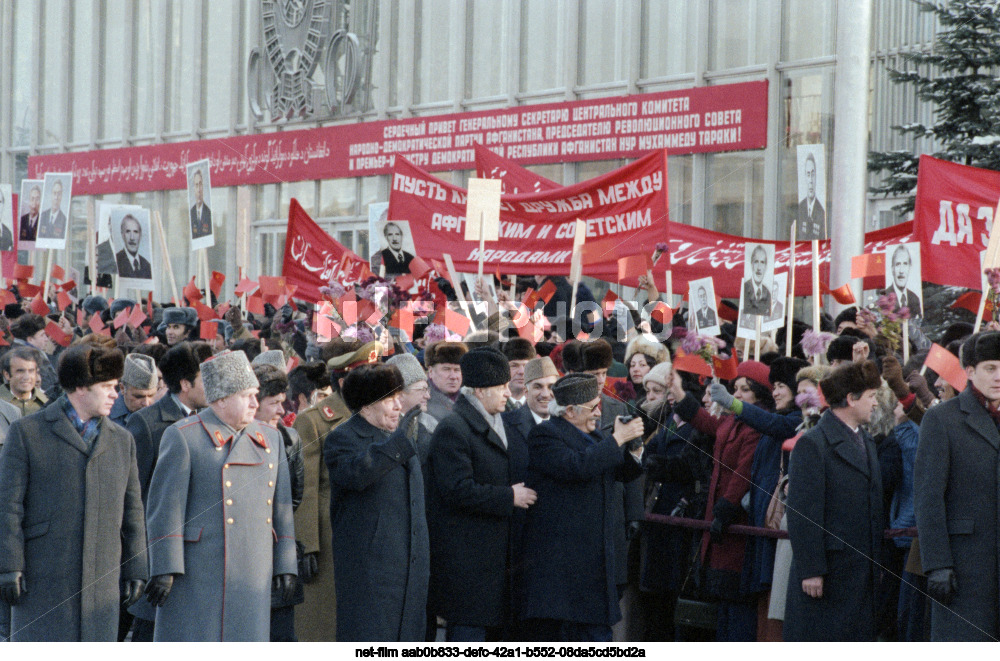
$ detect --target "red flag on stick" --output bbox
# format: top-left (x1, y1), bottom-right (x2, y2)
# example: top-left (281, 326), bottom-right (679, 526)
top-left (30, 295), bottom-right (49, 316)
top-left (821, 282), bottom-right (857, 305)
top-left (12, 264), bottom-right (33, 281)
top-left (50, 265), bottom-right (65, 282)
top-left (183, 277), bottom-right (203, 302)
top-left (409, 256), bottom-right (432, 279)
top-left (674, 352), bottom-right (712, 377)
top-left (209, 271), bottom-right (225, 298)
top-left (538, 279), bottom-right (557, 304)
top-left (601, 289), bottom-right (619, 318)
top-left (113, 308), bottom-right (131, 329)
top-left (712, 354), bottom-right (739, 381)
top-left (44, 321), bottom-right (72, 347)
top-left (951, 291), bottom-right (981, 314)
top-left (925, 343), bottom-right (968, 393)
top-left (617, 254), bottom-right (652, 282)
top-left (851, 253), bottom-right (886, 279)
top-left (199, 321), bottom-right (218, 341)
top-left (56, 291), bottom-right (73, 312)
top-left (651, 301), bottom-right (673, 324)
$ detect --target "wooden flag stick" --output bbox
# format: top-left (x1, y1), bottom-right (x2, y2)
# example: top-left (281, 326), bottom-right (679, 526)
top-left (86, 200), bottom-right (97, 296)
top-left (811, 238), bottom-right (821, 335)
top-left (201, 249), bottom-right (211, 303)
top-left (665, 269), bottom-right (674, 308)
top-left (476, 210), bottom-right (486, 287)
top-left (41, 250), bottom-right (52, 306)
top-left (974, 287), bottom-right (990, 334)
top-left (786, 225), bottom-right (797, 357)
top-left (754, 315), bottom-right (762, 361)
top-left (154, 211), bottom-right (180, 304)
top-left (903, 318), bottom-right (910, 365)
top-left (509, 275), bottom-right (517, 301)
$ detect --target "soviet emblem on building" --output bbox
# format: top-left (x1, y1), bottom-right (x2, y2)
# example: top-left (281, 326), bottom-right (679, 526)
top-left (248, 0), bottom-right (377, 121)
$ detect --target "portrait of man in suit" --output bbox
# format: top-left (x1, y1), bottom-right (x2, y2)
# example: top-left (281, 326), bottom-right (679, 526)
top-left (695, 286), bottom-right (717, 330)
top-left (796, 152), bottom-right (826, 241)
top-left (742, 245), bottom-right (772, 316)
top-left (115, 214), bottom-right (152, 279)
top-left (37, 179), bottom-right (67, 240)
top-left (19, 184), bottom-right (41, 242)
top-left (885, 244), bottom-right (922, 317)
top-left (189, 169), bottom-right (212, 240)
top-left (0, 186), bottom-right (13, 252)
top-left (380, 221), bottom-right (414, 275)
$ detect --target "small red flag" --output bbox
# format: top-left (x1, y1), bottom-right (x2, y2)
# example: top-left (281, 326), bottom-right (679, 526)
top-left (673, 352), bottom-right (712, 377)
top-left (209, 271), bottom-right (225, 298)
top-left (30, 295), bottom-right (49, 316)
top-left (89, 313), bottom-right (111, 337)
top-left (128, 306), bottom-right (147, 329)
top-left (617, 254), bottom-right (652, 282)
top-left (389, 308), bottom-right (414, 340)
top-left (76, 308), bottom-right (86, 327)
top-left (0, 289), bottom-right (15, 307)
top-left (235, 277), bottom-right (259, 296)
top-left (951, 291), bottom-right (981, 314)
top-left (538, 279), bottom-right (557, 304)
top-left (50, 264), bottom-right (65, 282)
top-left (409, 255), bottom-right (432, 279)
top-left (712, 354), bottom-right (739, 381)
top-left (601, 289), bottom-right (619, 318)
top-left (430, 259), bottom-right (451, 284)
top-left (394, 274), bottom-right (415, 291)
top-left (821, 281), bottom-right (856, 305)
top-left (183, 277), bottom-right (203, 302)
top-left (44, 321), bottom-right (72, 347)
top-left (18, 283), bottom-right (40, 299)
top-left (56, 290), bottom-right (73, 312)
top-left (59, 279), bottom-right (76, 292)
top-left (12, 264), bottom-right (33, 280)
top-left (851, 253), bottom-right (885, 279)
top-left (113, 307), bottom-right (130, 329)
top-left (199, 321), bottom-right (218, 341)
top-left (193, 301), bottom-right (218, 322)
top-left (246, 292), bottom-right (265, 316)
top-left (925, 343), bottom-right (968, 393)
top-left (443, 308), bottom-right (471, 337)
top-left (651, 301), bottom-right (673, 324)
top-left (522, 288), bottom-right (540, 310)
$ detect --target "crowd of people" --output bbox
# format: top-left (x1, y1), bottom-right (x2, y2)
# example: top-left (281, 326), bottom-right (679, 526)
top-left (0, 268), bottom-right (993, 643)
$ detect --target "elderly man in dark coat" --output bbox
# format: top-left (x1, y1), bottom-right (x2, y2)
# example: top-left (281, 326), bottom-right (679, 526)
top-left (520, 373), bottom-right (646, 641)
top-left (0, 344), bottom-right (147, 641)
top-left (915, 331), bottom-right (1000, 641)
top-left (144, 350), bottom-right (298, 641)
top-left (784, 361), bottom-right (884, 641)
top-left (325, 363), bottom-right (430, 642)
top-left (426, 347), bottom-right (535, 641)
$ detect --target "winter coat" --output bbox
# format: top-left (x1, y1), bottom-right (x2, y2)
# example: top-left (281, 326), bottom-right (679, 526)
top-left (915, 387), bottom-right (1000, 641)
top-left (426, 394), bottom-right (529, 628)
top-left (0, 399), bottom-right (147, 641)
top-left (520, 416), bottom-right (642, 627)
top-left (271, 423), bottom-right (305, 609)
top-left (325, 409), bottom-right (429, 642)
top-left (601, 393), bottom-right (645, 586)
top-left (146, 409), bottom-right (298, 641)
top-left (427, 382), bottom-right (458, 423)
top-left (784, 410), bottom-right (883, 642)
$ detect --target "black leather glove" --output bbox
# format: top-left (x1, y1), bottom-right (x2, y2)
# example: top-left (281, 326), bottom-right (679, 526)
top-left (273, 574), bottom-right (296, 603)
top-left (121, 579), bottom-right (146, 608)
top-left (927, 568), bottom-right (958, 605)
top-left (145, 574), bottom-right (175, 607)
top-left (0, 571), bottom-right (25, 605)
top-left (709, 497), bottom-right (742, 545)
top-left (299, 552), bottom-right (320, 584)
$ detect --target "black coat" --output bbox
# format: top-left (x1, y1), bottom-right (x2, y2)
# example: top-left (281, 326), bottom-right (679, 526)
top-left (915, 388), bottom-right (1000, 641)
top-left (125, 393), bottom-right (189, 503)
top-left (520, 416), bottom-right (642, 627)
top-left (601, 394), bottom-right (645, 586)
top-left (426, 395), bottom-right (529, 627)
top-left (784, 410), bottom-right (883, 642)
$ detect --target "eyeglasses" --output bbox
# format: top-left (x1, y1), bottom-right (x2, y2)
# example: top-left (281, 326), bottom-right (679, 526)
top-left (574, 401), bottom-right (602, 413)
top-left (406, 385), bottom-right (429, 394)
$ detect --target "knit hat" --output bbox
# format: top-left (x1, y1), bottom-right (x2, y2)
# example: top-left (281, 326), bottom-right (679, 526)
top-left (769, 357), bottom-right (810, 393)
top-left (342, 364), bottom-right (405, 411)
top-left (643, 362), bottom-right (673, 389)
top-left (624, 335), bottom-right (669, 368)
top-left (460, 346), bottom-right (511, 388)
top-left (386, 353), bottom-right (427, 388)
top-left (501, 338), bottom-right (537, 362)
top-left (159, 306), bottom-right (198, 330)
top-left (121, 353), bottom-right (158, 390)
top-left (326, 340), bottom-right (383, 371)
top-left (972, 331), bottom-right (1000, 366)
top-left (109, 298), bottom-right (136, 318)
top-left (553, 373), bottom-right (600, 406)
top-left (736, 360), bottom-right (772, 390)
top-left (57, 344), bottom-right (125, 391)
top-left (251, 349), bottom-right (286, 372)
top-left (826, 335), bottom-right (859, 363)
top-left (82, 295), bottom-right (109, 315)
top-left (580, 339), bottom-right (614, 371)
top-left (201, 349), bottom-right (259, 403)
top-left (819, 360), bottom-right (882, 407)
top-left (524, 356), bottom-right (559, 384)
top-left (425, 341), bottom-right (468, 367)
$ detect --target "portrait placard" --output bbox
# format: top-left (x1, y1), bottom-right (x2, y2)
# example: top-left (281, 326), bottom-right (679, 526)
top-left (796, 144), bottom-right (827, 240)
top-left (883, 241), bottom-right (923, 317)
top-left (36, 172), bottom-right (73, 250)
top-left (187, 159), bottom-right (214, 251)
top-left (688, 276), bottom-right (720, 337)
top-left (17, 179), bottom-right (44, 251)
top-left (110, 206), bottom-right (155, 291)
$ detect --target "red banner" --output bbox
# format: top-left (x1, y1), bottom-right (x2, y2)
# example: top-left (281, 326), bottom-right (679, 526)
top-left (389, 152), bottom-right (670, 284)
top-left (913, 154), bottom-right (1000, 290)
top-left (28, 81), bottom-right (767, 196)
top-left (281, 199), bottom-right (357, 303)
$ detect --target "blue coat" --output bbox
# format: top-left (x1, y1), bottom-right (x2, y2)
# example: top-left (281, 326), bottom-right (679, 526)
top-left (325, 410), bottom-right (429, 642)
top-left (520, 416), bottom-right (642, 626)
top-left (146, 409), bottom-right (298, 641)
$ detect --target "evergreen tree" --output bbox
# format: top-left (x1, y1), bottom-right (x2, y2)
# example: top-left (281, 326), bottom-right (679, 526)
top-left (869, 0), bottom-right (1000, 213)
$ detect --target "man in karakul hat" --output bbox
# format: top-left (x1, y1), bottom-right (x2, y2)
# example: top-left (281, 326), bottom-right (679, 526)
top-left (325, 363), bottom-right (429, 641)
top-left (109, 353), bottom-right (160, 428)
top-left (144, 349), bottom-right (297, 641)
top-left (386, 352), bottom-right (436, 466)
top-left (783, 360), bottom-right (884, 641)
top-left (292, 337), bottom-right (383, 641)
top-left (425, 347), bottom-right (535, 641)
top-left (157, 307), bottom-right (198, 346)
top-left (0, 343), bottom-right (147, 641)
top-left (915, 331), bottom-right (1000, 641)
top-left (520, 373), bottom-right (646, 641)
top-left (425, 341), bottom-right (468, 424)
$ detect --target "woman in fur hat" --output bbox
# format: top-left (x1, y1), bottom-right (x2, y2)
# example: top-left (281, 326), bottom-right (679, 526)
top-left (623, 336), bottom-right (670, 408)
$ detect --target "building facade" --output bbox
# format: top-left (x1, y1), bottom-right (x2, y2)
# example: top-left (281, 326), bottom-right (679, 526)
top-left (0, 0), bottom-right (935, 300)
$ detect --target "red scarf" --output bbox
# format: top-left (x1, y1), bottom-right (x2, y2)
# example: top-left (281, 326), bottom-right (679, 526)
top-left (970, 384), bottom-right (1000, 429)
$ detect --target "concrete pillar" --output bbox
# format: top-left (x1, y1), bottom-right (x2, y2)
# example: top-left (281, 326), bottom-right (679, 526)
top-left (829, 0), bottom-right (873, 315)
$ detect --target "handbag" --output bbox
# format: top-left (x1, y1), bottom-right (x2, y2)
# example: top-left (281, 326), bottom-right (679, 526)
top-left (674, 541), bottom-right (719, 632)
top-left (765, 474), bottom-right (789, 531)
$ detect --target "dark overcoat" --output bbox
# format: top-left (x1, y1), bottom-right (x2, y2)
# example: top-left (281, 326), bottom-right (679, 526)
top-left (0, 399), bottom-right (147, 641)
top-left (325, 410), bottom-right (429, 642)
top-left (784, 410), bottom-right (883, 642)
top-left (520, 415), bottom-right (642, 627)
top-left (146, 410), bottom-right (298, 641)
top-left (426, 395), bottom-right (529, 628)
top-left (601, 394), bottom-right (644, 586)
top-left (914, 388), bottom-right (1000, 641)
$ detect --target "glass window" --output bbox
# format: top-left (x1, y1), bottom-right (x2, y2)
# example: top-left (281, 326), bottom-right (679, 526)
top-left (466, 0), bottom-right (507, 99)
top-left (320, 178), bottom-right (357, 218)
top-left (338, 230), bottom-right (354, 251)
top-left (641, 0), bottom-right (695, 77)
top-left (709, 0), bottom-right (772, 70)
top-left (576, 159), bottom-right (623, 182)
top-left (167, 2), bottom-right (198, 132)
top-left (11, 1), bottom-right (36, 147)
top-left (280, 181), bottom-right (316, 220)
top-left (578, 0), bottom-right (626, 86)
top-left (413, 0), bottom-right (452, 104)
top-left (357, 229), bottom-right (369, 260)
top-left (520, 0), bottom-right (564, 92)
top-left (164, 189), bottom-right (194, 296)
top-left (256, 184), bottom-right (279, 221)
top-left (205, 187), bottom-right (229, 286)
top-left (668, 155), bottom-right (693, 226)
top-left (101, 0), bottom-right (127, 140)
top-left (71, 2), bottom-right (94, 142)
top-left (41, 0), bottom-right (68, 145)
top-left (204, 1), bottom-right (238, 129)
top-left (360, 176), bottom-right (381, 210)
top-left (133, 1), bottom-right (166, 136)
top-left (706, 151), bottom-right (766, 238)
top-left (388, 0), bottom-right (400, 107)
top-left (526, 163), bottom-right (564, 185)
top-left (782, 0), bottom-right (836, 61)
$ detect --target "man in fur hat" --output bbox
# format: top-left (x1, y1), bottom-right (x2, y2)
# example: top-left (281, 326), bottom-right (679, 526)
top-left (158, 307), bottom-right (198, 346)
top-left (425, 341), bottom-right (468, 424)
top-left (0, 344), bottom-right (147, 641)
top-left (915, 331), bottom-right (1000, 640)
top-left (784, 360), bottom-right (883, 641)
top-left (109, 353), bottom-right (160, 427)
top-left (144, 349), bottom-right (297, 641)
top-left (501, 338), bottom-right (537, 410)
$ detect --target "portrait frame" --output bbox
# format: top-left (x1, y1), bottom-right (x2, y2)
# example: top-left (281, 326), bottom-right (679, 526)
top-left (187, 159), bottom-right (215, 251)
top-left (35, 172), bottom-right (73, 250)
top-left (688, 276), bottom-right (720, 337)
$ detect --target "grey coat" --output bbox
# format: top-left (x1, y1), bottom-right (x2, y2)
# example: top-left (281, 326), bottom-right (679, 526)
top-left (146, 409), bottom-right (298, 641)
top-left (325, 410), bottom-right (430, 642)
top-left (915, 388), bottom-right (1000, 641)
top-left (0, 399), bottom-right (147, 641)
top-left (0, 398), bottom-right (21, 446)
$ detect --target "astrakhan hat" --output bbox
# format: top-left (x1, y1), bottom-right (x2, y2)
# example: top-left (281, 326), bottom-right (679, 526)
top-left (201, 349), bottom-right (259, 403)
top-left (121, 353), bottom-right (158, 390)
top-left (552, 373), bottom-right (600, 406)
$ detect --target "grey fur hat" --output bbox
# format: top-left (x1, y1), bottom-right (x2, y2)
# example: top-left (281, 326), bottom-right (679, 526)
top-left (201, 349), bottom-right (259, 403)
top-left (552, 373), bottom-right (600, 406)
top-left (82, 295), bottom-right (109, 315)
top-left (121, 353), bottom-right (158, 390)
top-left (251, 349), bottom-right (286, 372)
top-left (386, 353), bottom-right (427, 388)
top-left (159, 306), bottom-right (198, 330)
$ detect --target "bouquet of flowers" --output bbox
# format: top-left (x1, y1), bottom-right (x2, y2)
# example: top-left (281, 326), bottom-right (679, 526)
top-left (986, 268), bottom-right (1000, 323)
top-left (801, 329), bottom-right (836, 360)
top-left (680, 333), bottom-right (727, 363)
top-left (868, 293), bottom-right (911, 353)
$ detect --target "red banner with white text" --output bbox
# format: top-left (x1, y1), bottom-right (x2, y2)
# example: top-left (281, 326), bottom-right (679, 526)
top-left (913, 154), bottom-right (1000, 290)
top-left (282, 199), bottom-right (358, 303)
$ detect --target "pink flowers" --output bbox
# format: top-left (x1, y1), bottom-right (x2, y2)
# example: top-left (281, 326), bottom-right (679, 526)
top-left (652, 242), bottom-right (669, 265)
top-left (795, 389), bottom-right (823, 411)
top-left (423, 323), bottom-right (461, 345)
top-left (875, 293), bottom-right (910, 321)
top-left (987, 268), bottom-right (1000, 289)
top-left (681, 333), bottom-right (726, 361)
top-left (801, 330), bottom-right (836, 359)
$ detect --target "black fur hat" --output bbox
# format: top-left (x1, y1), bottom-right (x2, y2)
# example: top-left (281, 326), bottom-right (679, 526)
top-left (501, 337), bottom-right (537, 362)
top-left (769, 357), bottom-right (811, 393)
top-left (9, 313), bottom-right (45, 340)
top-left (560, 340), bottom-right (584, 373)
top-left (425, 341), bottom-right (468, 367)
top-left (819, 360), bottom-right (882, 407)
top-left (972, 331), bottom-right (1000, 367)
top-left (581, 338), bottom-right (614, 371)
top-left (461, 347), bottom-right (511, 389)
top-left (826, 335), bottom-right (859, 363)
top-left (58, 344), bottom-right (125, 391)
top-left (342, 363), bottom-right (405, 411)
